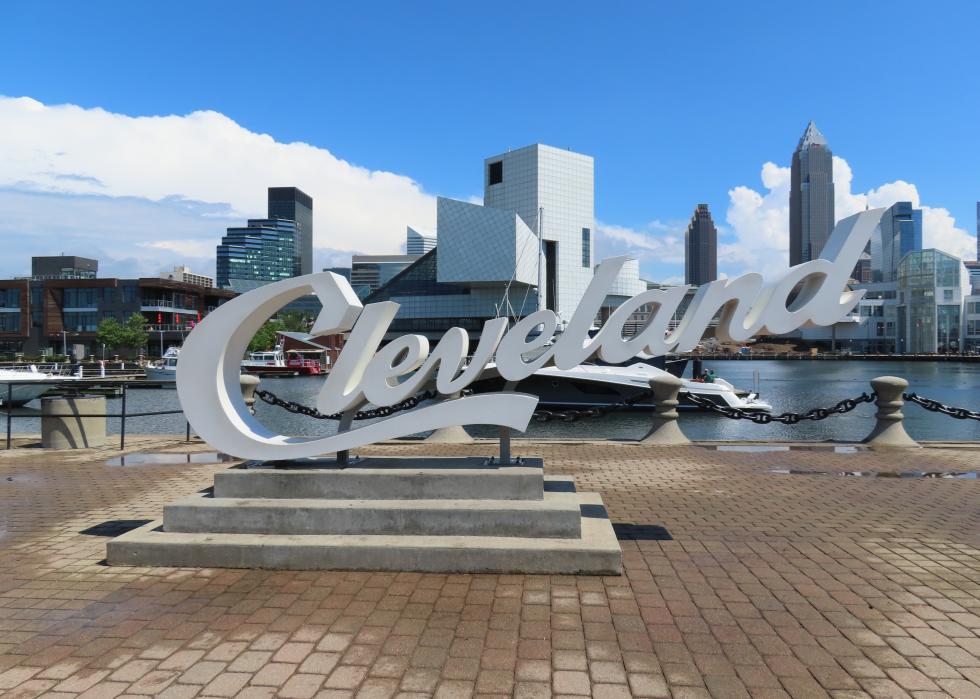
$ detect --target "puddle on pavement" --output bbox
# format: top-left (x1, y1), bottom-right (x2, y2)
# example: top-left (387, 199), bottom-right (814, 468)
top-left (770, 468), bottom-right (977, 480)
top-left (105, 452), bottom-right (234, 467)
top-left (715, 445), bottom-right (863, 453)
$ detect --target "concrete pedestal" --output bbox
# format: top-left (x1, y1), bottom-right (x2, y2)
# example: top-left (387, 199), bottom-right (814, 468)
top-left (41, 396), bottom-right (106, 449)
top-left (640, 375), bottom-right (690, 445)
top-left (862, 376), bottom-right (920, 449)
top-left (107, 456), bottom-right (622, 574)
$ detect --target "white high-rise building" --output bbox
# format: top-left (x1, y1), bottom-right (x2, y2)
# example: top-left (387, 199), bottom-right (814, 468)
top-left (406, 227), bottom-right (436, 255)
top-left (366, 144), bottom-right (641, 341)
top-left (162, 265), bottom-right (213, 288)
top-left (482, 144), bottom-right (595, 318)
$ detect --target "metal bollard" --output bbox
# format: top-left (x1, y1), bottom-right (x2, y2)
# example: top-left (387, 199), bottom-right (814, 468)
top-left (336, 408), bottom-right (355, 466)
top-left (640, 375), bottom-right (690, 445)
top-left (862, 376), bottom-right (920, 449)
top-left (239, 374), bottom-right (260, 415)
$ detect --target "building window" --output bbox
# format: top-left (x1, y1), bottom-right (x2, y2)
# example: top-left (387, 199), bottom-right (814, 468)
top-left (65, 287), bottom-right (102, 307)
top-left (581, 228), bottom-right (591, 268)
top-left (63, 311), bottom-right (99, 332)
top-left (0, 288), bottom-right (20, 308)
top-left (0, 312), bottom-right (20, 332)
top-left (488, 161), bottom-right (503, 186)
top-left (943, 289), bottom-right (954, 301)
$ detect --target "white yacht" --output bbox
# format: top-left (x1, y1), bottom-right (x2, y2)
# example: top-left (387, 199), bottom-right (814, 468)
top-left (241, 346), bottom-right (300, 376)
top-left (0, 366), bottom-right (69, 407)
top-left (146, 347), bottom-right (179, 383)
top-left (471, 361), bottom-right (771, 412)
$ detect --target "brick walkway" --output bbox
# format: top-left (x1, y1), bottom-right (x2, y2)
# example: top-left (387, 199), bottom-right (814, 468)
top-left (0, 439), bottom-right (978, 698)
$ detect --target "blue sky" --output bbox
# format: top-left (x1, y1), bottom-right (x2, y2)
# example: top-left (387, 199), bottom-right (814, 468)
top-left (2, 1), bottom-right (978, 281)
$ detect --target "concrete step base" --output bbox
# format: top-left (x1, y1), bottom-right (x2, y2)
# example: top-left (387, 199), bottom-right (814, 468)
top-left (106, 494), bottom-right (622, 574)
top-left (108, 457), bottom-right (623, 575)
top-left (215, 457), bottom-right (545, 500)
top-left (163, 490), bottom-right (583, 538)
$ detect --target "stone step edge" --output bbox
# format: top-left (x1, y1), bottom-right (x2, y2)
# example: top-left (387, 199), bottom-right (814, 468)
top-left (106, 508), bottom-right (622, 575)
top-left (214, 467), bottom-right (572, 501)
top-left (163, 490), bottom-right (586, 538)
top-left (240, 456), bottom-right (544, 471)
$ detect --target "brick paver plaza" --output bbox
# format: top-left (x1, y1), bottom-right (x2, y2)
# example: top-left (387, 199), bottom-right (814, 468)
top-left (1, 438), bottom-right (978, 698)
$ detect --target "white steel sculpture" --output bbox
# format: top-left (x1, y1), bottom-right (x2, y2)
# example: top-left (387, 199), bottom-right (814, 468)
top-left (178, 209), bottom-right (882, 459)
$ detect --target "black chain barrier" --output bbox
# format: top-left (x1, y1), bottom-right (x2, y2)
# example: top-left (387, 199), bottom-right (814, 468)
top-left (255, 389), bottom-right (440, 421)
top-left (903, 393), bottom-right (980, 421)
top-left (686, 391), bottom-right (877, 424)
top-left (255, 386), bottom-right (658, 424)
top-left (256, 387), bottom-right (979, 425)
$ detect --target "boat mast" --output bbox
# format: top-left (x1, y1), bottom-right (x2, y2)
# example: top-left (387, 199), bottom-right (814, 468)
top-left (537, 207), bottom-right (544, 312)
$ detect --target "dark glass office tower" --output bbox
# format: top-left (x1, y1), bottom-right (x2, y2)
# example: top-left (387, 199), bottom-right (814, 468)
top-left (684, 204), bottom-right (717, 286)
top-left (870, 201), bottom-right (922, 282)
top-left (216, 219), bottom-right (297, 292)
top-left (268, 187), bottom-right (313, 276)
top-left (789, 122), bottom-right (835, 266)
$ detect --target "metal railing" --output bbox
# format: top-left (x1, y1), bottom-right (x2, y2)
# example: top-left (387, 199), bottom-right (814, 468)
top-left (2, 380), bottom-right (189, 450)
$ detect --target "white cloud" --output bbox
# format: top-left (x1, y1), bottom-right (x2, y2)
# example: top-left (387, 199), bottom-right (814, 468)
top-left (724, 156), bottom-right (975, 277)
top-left (3, 94), bottom-right (973, 286)
top-left (595, 220), bottom-right (685, 267)
top-left (141, 239), bottom-right (218, 259)
top-left (0, 96), bottom-right (436, 276)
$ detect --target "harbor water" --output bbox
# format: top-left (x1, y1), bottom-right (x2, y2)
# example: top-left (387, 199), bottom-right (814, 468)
top-left (5, 360), bottom-right (979, 443)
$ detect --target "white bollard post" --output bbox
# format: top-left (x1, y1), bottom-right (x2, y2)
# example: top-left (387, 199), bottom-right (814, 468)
top-left (425, 392), bottom-right (474, 443)
top-left (239, 374), bottom-right (260, 415)
top-left (862, 376), bottom-right (920, 449)
top-left (640, 375), bottom-right (690, 445)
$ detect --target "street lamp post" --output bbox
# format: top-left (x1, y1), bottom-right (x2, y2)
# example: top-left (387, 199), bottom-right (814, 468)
top-left (159, 327), bottom-right (165, 358)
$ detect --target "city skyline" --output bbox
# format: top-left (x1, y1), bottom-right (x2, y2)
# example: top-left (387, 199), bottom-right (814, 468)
top-left (1, 2), bottom-right (978, 284)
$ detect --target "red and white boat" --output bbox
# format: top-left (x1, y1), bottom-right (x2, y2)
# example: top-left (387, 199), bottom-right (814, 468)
top-left (241, 346), bottom-right (301, 377)
top-left (286, 349), bottom-right (324, 375)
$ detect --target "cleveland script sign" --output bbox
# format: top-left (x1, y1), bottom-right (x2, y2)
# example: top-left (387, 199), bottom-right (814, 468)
top-left (177, 209), bottom-right (883, 459)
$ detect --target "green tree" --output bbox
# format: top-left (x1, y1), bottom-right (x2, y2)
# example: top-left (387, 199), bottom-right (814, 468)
top-left (122, 313), bottom-right (149, 351)
top-left (248, 320), bottom-right (284, 352)
top-left (96, 317), bottom-right (126, 351)
top-left (279, 310), bottom-right (311, 332)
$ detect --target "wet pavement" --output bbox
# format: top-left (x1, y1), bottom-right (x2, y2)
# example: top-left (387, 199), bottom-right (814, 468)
top-left (0, 438), bottom-right (978, 698)
top-left (104, 452), bottom-right (234, 467)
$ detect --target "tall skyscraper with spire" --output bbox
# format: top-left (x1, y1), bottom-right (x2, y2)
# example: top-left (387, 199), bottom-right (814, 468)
top-left (684, 204), bottom-right (717, 286)
top-left (789, 122), bottom-right (835, 266)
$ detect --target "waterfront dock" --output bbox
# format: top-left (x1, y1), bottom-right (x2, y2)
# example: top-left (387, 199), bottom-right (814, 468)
top-left (681, 352), bottom-right (980, 362)
top-left (1, 437), bottom-right (978, 697)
